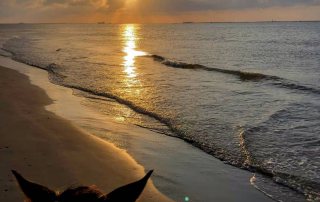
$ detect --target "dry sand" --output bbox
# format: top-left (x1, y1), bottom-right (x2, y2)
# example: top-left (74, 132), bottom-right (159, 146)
top-left (0, 66), bottom-right (172, 202)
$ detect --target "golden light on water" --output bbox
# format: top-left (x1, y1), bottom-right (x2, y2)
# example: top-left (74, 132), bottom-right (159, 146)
top-left (121, 24), bottom-right (147, 78)
top-left (112, 24), bottom-right (147, 123)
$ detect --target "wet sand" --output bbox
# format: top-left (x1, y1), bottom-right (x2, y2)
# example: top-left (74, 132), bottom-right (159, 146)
top-left (0, 66), bottom-right (172, 202)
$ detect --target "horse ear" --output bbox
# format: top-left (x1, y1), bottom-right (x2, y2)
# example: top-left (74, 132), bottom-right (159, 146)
top-left (11, 170), bottom-right (57, 202)
top-left (103, 170), bottom-right (153, 202)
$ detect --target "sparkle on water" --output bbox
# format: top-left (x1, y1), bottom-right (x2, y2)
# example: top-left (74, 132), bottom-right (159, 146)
top-left (121, 24), bottom-right (147, 79)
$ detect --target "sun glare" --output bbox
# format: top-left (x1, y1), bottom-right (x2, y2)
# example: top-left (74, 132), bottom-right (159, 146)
top-left (121, 24), bottom-right (146, 78)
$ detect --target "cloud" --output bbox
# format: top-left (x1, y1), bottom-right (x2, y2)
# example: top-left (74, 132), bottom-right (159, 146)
top-left (42, 0), bottom-right (108, 8)
top-left (132, 0), bottom-right (320, 14)
top-left (0, 0), bottom-right (320, 23)
top-left (0, 0), bottom-right (126, 20)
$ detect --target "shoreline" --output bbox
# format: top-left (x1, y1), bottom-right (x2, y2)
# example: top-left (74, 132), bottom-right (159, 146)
top-left (0, 56), bottom-right (278, 202)
top-left (0, 65), bottom-right (172, 201)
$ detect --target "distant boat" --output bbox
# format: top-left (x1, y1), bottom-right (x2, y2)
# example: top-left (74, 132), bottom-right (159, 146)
top-left (183, 22), bottom-right (194, 24)
top-left (97, 22), bottom-right (105, 24)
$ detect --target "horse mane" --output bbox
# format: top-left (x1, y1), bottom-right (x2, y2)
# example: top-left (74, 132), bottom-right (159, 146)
top-left (58, 186), bottom-right (105, 202)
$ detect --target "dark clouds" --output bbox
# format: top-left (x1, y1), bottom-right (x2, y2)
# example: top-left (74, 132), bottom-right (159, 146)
top-left (134, 0), bottom-right (320, 13)
top-left (0, 0), bottom-right (320, 22)
top-left (42, 0), bottom-right (123, 11)
top-left (8, 0), bottom-right (320, 12)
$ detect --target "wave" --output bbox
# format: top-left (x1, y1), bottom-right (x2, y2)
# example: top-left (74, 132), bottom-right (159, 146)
top-left (150, 54), bottom-right (272, 81)
top-left (58, 85), bottom-right (249, 169)
top-left (58, 84), bottom-right (180, 136)
top-left (240, 101), bottom-right (320, 201)
top-left (149, 54), bottom-right (320, 95)
top-left (1, 46), bottom-right (67, 83)
top-left (240, 127), bottom-right (320, 201)
top-left (0, 48), bottom-right (12, 57)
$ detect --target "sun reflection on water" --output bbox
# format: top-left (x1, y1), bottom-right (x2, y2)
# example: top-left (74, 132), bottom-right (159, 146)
top-left (121, 24), bottom-right (147, 78)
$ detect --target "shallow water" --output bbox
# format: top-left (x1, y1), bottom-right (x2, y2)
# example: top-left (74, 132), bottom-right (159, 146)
top-left (0, 22), bottom-right (319, 200)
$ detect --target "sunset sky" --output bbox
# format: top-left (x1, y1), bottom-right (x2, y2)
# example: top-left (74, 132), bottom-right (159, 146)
top-left (1, 0), bottom-right (320, 23)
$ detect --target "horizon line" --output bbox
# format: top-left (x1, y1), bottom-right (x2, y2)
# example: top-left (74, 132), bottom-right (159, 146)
top-left (1, 20), bottom-right (320, 25)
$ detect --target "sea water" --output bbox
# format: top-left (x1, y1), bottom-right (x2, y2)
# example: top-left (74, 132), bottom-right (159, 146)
top-left (0, 22), bottom-right (319, 201)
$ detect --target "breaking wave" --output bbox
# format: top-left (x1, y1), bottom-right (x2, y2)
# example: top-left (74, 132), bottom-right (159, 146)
top-left (149, 54), bottom-right (320, 95)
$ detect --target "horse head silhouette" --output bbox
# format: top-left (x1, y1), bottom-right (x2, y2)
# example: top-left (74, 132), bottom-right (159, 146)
top-left (12, 169), bottom-right (153, 202)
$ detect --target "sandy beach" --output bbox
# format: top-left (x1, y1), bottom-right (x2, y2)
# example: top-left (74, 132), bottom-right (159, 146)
top-left (0, 66), bottom-right (172, 202)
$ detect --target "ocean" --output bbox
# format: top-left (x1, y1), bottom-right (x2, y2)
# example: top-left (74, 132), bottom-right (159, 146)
top-left (0, 22), bottom-right (319, 201)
